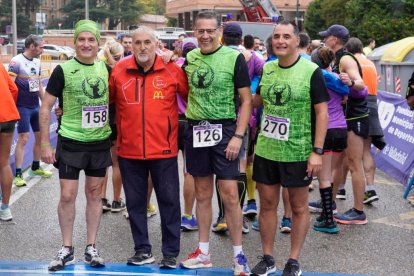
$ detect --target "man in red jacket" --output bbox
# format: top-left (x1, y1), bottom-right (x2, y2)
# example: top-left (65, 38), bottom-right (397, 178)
top-left (109, 26), bottom-right (189, 269)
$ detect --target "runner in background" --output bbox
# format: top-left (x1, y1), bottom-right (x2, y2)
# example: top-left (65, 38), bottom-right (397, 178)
top-left (0, 65), bottom-right (20, 221)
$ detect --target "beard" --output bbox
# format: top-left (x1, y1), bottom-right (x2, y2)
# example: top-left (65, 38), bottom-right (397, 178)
top-left (137, 54), bottom-right (149, 63)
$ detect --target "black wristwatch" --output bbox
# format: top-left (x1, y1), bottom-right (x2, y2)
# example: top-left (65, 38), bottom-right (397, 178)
top-left (233, 133), bottom-right (244, 139)
top-left (313, 147), bottom-right (324, 155)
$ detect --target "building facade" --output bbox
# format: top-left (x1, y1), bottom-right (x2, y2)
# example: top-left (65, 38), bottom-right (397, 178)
top-left (166, 0), bottom-right (313, 30)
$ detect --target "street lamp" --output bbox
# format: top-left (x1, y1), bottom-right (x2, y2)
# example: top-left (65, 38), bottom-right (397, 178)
top-left (85, 0), bottom-right (89, 20)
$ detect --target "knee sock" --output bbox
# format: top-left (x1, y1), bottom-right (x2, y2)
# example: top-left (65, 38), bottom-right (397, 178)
top-left (215, 177), bottom-right (225, 219)
top-left (31, 161), bottom-right (40, 171)
top-left (246, 164), bottom-right (256, 202)
top-left (320, 187), bottom-right (334, 223)
top-left (238, 173), bottom-right (247, 209)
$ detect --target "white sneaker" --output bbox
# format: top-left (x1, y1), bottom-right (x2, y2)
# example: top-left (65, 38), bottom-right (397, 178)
top-left (0, 207), bottom-right (12, 221)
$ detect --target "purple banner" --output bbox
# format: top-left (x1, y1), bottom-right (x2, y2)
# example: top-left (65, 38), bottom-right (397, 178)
top-left (375, 90), bottom-right (414, 186)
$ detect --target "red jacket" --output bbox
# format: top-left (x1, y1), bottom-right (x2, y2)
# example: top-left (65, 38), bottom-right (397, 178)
top-left (109, 55), bottom-right (188, 160)
top-left (0, 65), bottom-right (19, 123)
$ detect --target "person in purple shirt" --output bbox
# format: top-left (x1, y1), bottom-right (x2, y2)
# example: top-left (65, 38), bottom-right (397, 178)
top-left (309, 46), bottom-right (349, 234)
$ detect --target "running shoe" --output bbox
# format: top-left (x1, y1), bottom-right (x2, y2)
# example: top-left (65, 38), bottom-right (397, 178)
top-left (335, 208), bottom-right (368, 225)
top-left (181, 214), bottom-right (198, 231)
top-left (252, 219), bottom-right (260, 232)
top-left (14, 175), bottom-right (26, 187)
top-left (243, 201), bottom-right (258, 217)
top-left (251, 255), bottom-right (276, 276)
top-left (280, 216), bottom-right (292, 233)
top-left (336, 188), bottom-right (346, 200)
top-left (111, 199), bottom-right (126, 212)
top-left (242, 216), bottom-right (250, 234)
top-left (212, 216), bottom-right (228, 233)
top-left (29, 167), bottom-right (52, 177)
top-left (282, 261), bottom-right (302, 276)
top-left (308, 200), bottom-right (337, 214)
top-left (313, 218), bottom-right (339, 234)
top-left (180, 247), bottom-right (212, 269)
top-left (363, 190), bottom-right (379, 204)
top-left (127, 251), bottom-right (155, 265)
top-left (234, 252), bottom-right (251, 276)
top-left (48, 246), bottom-right (75, 271)
top-left (147, 203), bottom-right (157, 218)
top-left (84, 244), bottom-right (105, 267)
top-left (0, 207), bottom-right (13, 221)
top-left (160, 255), bottom-right (177, 269)
top-left (102, 198), bottom-right (111, 213)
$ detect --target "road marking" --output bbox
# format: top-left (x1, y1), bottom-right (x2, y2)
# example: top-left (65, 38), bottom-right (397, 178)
top-left (0, 270), bottom-right (190, 275)
top-left (372, 211), bottom-right (414, 231)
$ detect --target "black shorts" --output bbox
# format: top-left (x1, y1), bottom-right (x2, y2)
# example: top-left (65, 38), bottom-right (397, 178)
top-left (323, 128), bottom-right (347, 153)
top-left (252, 154), bottom-right (311, 188)
top-left (366, 95), bottom-right (384, 137)
top-left (55, 136), bottom-right (112, 180)
top-left (0, 120), bottom-right (17, 133)
top-left (185, 120), bottom-right (239, 180)
top-left (346, 116), bottom-right (369, 139)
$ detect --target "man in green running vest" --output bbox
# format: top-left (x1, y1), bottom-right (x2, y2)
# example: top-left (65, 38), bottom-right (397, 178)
top-left (250, 21), bottom-right (329, 276)
top-left (39, 20), bottom-right (110, 272)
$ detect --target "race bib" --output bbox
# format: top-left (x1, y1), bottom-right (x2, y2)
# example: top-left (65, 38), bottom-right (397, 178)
top-left (28, 79), bottom-right (40, 92)
top-left (261, 114), bottom-right (290, 141)
top-left (81, 105), bottom-right (108, 128)
top-left (193, 123), bottom-right (222, 148)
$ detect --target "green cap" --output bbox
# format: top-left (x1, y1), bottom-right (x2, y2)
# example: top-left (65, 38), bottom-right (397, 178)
top-left (74, 20), bottom-right (100, 43)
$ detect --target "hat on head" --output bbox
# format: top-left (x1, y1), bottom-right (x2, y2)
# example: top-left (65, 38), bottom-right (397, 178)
top-left (223, 22), bottom-right (242, 37)
top-left (319, 24), bottom-right (349, 40)
top-left (74, 19), bottom-right (101, 43)
top-left (182, 37), bottom-right (198, 51)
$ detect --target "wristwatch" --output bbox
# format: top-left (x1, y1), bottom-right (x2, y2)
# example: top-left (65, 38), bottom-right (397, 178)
top-left (233, 133), bottom-right (244, 139)
top-left (313, 147), bottom-right (324, 155)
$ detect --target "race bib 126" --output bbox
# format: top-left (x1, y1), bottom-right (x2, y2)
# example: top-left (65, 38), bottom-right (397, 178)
top-left (193, 124), bottom-right (222, 148)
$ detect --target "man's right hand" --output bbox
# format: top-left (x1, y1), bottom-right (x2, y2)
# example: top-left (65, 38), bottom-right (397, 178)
top-left (41, 144), bottom-right (56, 164)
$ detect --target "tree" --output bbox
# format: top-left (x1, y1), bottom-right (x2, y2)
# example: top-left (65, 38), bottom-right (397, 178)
top-left (60, 0), bottom-right (146, 30)
top-left (0, 0), bottom-right (37, 37)
top-left (304, 0), bottom-right (414, 46)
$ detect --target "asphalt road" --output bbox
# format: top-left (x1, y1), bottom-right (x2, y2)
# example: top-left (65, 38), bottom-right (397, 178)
top-left (0, 156), bottom-right (413, 275)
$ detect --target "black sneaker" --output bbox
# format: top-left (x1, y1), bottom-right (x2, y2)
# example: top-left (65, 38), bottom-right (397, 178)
top-left (363, 190), bottom-right (379, 204)
top-left (282, 261), bottom-right (302, 276)
top-left (251, 255), bottom-right (276, 276)
top-left (84, 244), bottom-right (105, 267)
top-left (336, 188), bottom-right (346, 200)
top-left (48, 246), bottom-right (75, 271)
top-left (111, 199), bottom-right (126, 212)
top-left (102, 198), bottom-right (111, 213)
top-left (127, 251), bottom-right (155, 265)
top-left (160, 255), bottom-right (177, 269)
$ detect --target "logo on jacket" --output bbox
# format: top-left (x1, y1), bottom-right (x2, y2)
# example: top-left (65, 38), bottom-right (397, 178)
top-left (153, 76), bottom-right (166, 89)
top-left (190, 63), bottom-right (214, 89)
top-left (82, 77), bottom-right (107, 99)
top-left (153, 90), bottom-right (164, 99)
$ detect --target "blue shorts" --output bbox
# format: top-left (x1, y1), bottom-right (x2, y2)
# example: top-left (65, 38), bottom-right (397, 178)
top-left (185, 120), bottom-right (240, 180)
top-left (16, 106), bottom-right (40, 133)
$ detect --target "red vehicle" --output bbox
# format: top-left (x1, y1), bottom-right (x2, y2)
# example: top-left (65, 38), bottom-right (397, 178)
top-left (239, 0), bottom-right (281, 22)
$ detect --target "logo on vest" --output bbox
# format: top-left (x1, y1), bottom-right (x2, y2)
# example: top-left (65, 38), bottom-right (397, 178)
top-left (153, 90), bottom-right (164, 99)
top-left (266, 83), bottom-right (292, 106)
top-left (190, 63), bottom-right (214, 89)
top-left (82, 77), bottom-right (107, 99)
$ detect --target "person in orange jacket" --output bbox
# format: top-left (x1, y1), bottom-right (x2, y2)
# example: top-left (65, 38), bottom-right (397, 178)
top-left (109, 26), bottom-right (189, 269)
top-left (0, 64), bottom-right (20, 221)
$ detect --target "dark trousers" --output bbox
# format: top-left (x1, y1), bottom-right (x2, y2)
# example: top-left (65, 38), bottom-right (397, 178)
top-left (118, 157), bottom-right (181, 257)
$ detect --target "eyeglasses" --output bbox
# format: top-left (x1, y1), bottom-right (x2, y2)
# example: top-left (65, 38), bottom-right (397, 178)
top-left (195, 28), bottom-right (218, 35)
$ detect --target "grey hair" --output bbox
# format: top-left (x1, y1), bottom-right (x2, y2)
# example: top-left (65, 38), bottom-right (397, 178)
top-left (131, 26), bottom-right (157, 42)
